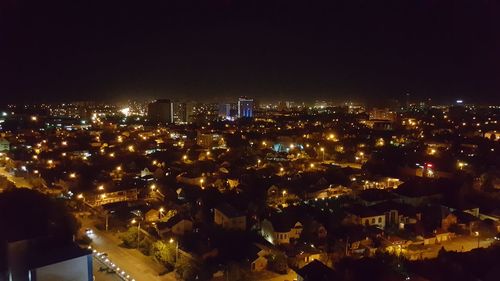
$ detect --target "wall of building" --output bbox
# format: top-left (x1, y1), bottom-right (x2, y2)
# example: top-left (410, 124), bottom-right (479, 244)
top-left (35, 255), bottom-right (91, 281)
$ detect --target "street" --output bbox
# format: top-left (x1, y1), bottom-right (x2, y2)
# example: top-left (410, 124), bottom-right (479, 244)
top-left (407, 235), bottom-right (495, 260)
top-left (0, 166), bottom-right (32, 188)
top-left (82, 218), bottom-right (176, 281)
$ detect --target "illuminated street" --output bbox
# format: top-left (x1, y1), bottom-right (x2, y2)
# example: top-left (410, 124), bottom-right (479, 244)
top-left (84, 220), bottom-right (176, 281)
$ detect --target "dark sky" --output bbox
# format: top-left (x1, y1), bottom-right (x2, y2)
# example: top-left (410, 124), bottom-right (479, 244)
top-left (1, 0), bottom-right (499, 104)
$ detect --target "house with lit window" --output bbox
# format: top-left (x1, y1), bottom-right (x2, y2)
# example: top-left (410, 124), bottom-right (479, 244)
top-left (345, 205), bottom-right (386, 229)
top-left (260, 215), bottom-right (303, 245)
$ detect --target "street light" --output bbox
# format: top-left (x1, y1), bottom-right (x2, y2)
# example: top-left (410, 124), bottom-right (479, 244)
top-left (320, 147), bottom-right (325, 161)
top-left (199, 178), bottom-right (204, 189)
top-left (475, 231), bottom-right (480, 248)
top-left (169, 238), bottom-right (179, 262)
top-left (131, 219), bottom-right (141, 249)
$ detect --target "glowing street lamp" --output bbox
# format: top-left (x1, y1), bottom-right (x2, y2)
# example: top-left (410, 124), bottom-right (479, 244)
top-left (131, 219), bottom-right (141, 249)
top-left (320, 147), bottom-right (325, 161)
top-left (169, 238), bottom-right (179, 261)
top-left (199, 178), bottom-right (204, 189)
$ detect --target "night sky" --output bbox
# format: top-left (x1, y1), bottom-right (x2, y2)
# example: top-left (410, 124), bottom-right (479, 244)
top-left (1, 0), bottom-right (499, 104)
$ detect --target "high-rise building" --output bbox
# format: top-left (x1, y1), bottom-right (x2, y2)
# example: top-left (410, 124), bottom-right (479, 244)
top-left (369, 108), bottom-right (396, 122)
top-left (148, 99), bottom-right (174, 123)
top-left (218, 103), bottom-right (232, 119)
top-left (173, 102), bottom-right (187, 124)
top-left (237, 97), bottom-right (253, 118)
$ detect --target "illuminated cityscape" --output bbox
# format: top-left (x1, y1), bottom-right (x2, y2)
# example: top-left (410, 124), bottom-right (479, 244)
top-left (0, 1), bottom-right (499, 281)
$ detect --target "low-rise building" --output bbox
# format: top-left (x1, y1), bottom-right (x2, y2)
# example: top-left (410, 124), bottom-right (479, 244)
top-left (260, 216), bottom-right (303, 245)
top-left (0, 138), bottom-right (9, 152)
top-left (157, 214), bottom-right (193, 236)
top-left (214, 203), bottom-right (246, 231)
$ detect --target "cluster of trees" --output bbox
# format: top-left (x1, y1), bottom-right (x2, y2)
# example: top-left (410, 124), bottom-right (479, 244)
top-left (119, 230), bottom-right (203, 279)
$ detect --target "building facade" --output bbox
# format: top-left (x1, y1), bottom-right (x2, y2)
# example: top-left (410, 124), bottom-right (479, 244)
top-left (238, 97), bottom-right (253, 118)
top-left (148, 99), bottom-right (174, 123)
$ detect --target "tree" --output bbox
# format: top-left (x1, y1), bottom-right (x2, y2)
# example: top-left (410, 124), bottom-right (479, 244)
top-left (119, 227), bottom-right (139, 248)
top-left (139, 238), bottom-right (152, 255)
top-left (175, 256), bottom-right (200, 281)
top-left (151, 240), bottom-right (176, 267)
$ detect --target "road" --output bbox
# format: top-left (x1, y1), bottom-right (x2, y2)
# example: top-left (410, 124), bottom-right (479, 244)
top-left (407, 235), bottom-right (494, 260)
top-left (0, 166), bottom-right (32, 188)
top-left (82, 218), bottom-right (176, 281)
top-left (93, 258), bottom-right (123, 281)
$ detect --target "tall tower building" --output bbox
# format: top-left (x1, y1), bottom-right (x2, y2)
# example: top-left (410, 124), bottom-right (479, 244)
top-left (218, 103), bottom-right (231, 119)
top-left (148, 99), bottom-right (174, 123)
top-left (237, 97), bottom-right (253, 118)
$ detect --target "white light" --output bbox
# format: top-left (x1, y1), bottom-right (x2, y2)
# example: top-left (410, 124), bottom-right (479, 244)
top-left (120, 107), bottom-right (131, 116)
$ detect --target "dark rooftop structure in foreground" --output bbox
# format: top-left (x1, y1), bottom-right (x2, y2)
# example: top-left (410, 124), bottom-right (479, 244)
top-left (296, 260), bottom-right (337, 281)
top-left (1, 237), bottom-right (92, 281)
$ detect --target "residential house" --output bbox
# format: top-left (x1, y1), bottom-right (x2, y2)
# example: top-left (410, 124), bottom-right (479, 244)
top-left (345, 205), bottom-right (386, 229)
top-left (372, 201), bottom-right (421, 229)
top-left (157, 214), bottom-right (193, 236)
top-left (287, 242), bottom-right (325, 269)
top-left (245, 243), bottom-right (271, 272)
top-left (214, 203), bottom-right (246, 231)
top-left (296, 260), bottom-right (337, 281)
top-left (305, 185), bottom-right (351, 200)
top-left (393, 179), bottom-right (443, 206)
top-left (357, 189), bottom-right (398, 206)
top-left (260, 216), bottom-right (303, 245)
